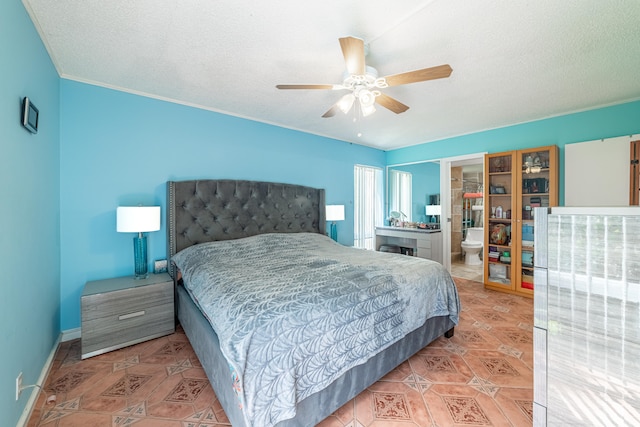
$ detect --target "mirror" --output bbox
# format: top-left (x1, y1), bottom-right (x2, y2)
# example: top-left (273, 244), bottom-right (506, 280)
top-left (386, 160), bottom-right (441, 225)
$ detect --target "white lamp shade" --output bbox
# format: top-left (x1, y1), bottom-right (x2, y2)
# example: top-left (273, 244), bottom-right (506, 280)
top-left (425, 205), bottom-right (441, 216)
top-left (117, 206), bottom-right (161, 233)
top-left (326, 205), bottom-right (345, 221)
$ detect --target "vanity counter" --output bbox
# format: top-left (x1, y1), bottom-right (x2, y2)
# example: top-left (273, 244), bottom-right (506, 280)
top-left (375, 226), bottom-right (443, 264)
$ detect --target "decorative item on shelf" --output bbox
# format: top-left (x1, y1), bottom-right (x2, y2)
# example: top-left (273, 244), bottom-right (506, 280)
top-left (488, 246), bottom-right (500, 262)
top-left (523, 154), bottom-right (542, 174)
top-left (388, 210), bottom-right (406, 227)
top-left (425, 205), bottom-right (441, 223)
top-left (522, 271), bottom-right (534, 290)
top-left (529, 197), bottom-right (541, 210)
top-left (490, 223), bottom-right (508, 245)
top-left (117, 206), bottom-right (161, 279)
top-left (523, 178), bottom-right (546, 194)
top-left (489, 263), bottom-right (507, 280)
top-left (326, 205), bottom-right (345, 242)
top-left (491, 157), bottom-right (505, 172)
top-left (522, 251), bottom-right (534, 267)
top-left (495, 205), bottom-right (503, 219)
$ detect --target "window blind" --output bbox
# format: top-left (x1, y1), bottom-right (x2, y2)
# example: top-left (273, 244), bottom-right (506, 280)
top-left (354, 164), bottom-right (383, 249)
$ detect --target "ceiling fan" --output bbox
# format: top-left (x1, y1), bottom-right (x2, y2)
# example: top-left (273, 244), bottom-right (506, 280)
top-left (276, 36), bottom-right (452, 118)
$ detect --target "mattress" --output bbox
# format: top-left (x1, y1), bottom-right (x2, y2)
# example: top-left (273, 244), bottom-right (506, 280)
top-left (172, 232), bottom-right (459, 427)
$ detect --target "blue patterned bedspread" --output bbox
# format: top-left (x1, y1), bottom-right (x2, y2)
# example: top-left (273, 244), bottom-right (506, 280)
top-left (172, 232), bottom-right (459, 427)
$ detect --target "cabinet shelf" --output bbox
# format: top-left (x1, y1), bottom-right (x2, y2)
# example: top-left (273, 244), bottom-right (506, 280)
top-left (522, 167), bottom-right (551, 174)
top-left (488, 244), bottom-right (511, 249)
top-left (488, 260), bottom-right (511, 266)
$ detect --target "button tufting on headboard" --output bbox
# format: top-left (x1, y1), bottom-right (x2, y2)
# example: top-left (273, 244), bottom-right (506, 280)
top-left (167, 180), bottom-right (326, 277)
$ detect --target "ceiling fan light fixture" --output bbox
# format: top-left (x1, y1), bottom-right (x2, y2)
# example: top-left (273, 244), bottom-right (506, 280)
top-left (361, 103), bottom-right (376, 117)
top-left (357, 88), bottom-right (377, 107)
top-left (337, 93), bottom-right (356, 114)
top-left (276, 37), bottom-right (453, 120)
top-left (374, 77), bottom-right (388, 88)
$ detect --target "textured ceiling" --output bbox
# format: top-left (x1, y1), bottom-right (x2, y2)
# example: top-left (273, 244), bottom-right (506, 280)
top-left (23, 0), bottom-right (640, 150)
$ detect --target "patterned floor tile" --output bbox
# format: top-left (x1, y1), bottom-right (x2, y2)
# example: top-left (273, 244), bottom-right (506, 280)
top-left (357, 381), bottom-right (432, 425)
top-left (113, 355), bottom-right (140, 371)
top-left (166, 358), bottom-right (193, 376)
top-left (102, 374), bottom-right (152, 397)
top-left (156, 341), bottom-right (189, 356)
top-left (164, 378), bottom-right (209, 403)
top-left (443, 395), bottom-right (492, 424)
top-left (372, 391), bottom-right (412, 420)
top-left (26, 277), bottom-right (533, 427)
top-left (46, 371), bottom-right (94, 393)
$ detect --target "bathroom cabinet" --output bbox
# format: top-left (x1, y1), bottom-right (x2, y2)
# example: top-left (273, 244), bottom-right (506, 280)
top-left (483, 145), bottom-right (558, 297)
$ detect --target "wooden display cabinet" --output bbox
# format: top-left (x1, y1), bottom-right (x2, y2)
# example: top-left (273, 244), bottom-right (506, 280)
top-left (484, 151), bottom-right (516, 293)
top-left (484, 145), bottom-right (558, 297)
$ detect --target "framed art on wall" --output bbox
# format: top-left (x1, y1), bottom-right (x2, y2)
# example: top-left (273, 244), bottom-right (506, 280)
top-left (22, 97), bottom-right (39, 134)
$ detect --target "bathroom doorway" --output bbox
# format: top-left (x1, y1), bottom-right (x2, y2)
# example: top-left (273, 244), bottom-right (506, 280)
top-left (440, 153), bottom-right (485, 282)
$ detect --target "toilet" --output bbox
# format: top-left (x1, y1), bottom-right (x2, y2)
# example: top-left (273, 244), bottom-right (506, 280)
top-left (461, 227), bottom-right (484, 265)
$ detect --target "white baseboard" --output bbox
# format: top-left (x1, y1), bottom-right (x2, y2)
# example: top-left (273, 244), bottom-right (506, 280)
top-left (16, 333), bottom-right (61, 427)
top-left (61, 327), bottom-right (81, 342)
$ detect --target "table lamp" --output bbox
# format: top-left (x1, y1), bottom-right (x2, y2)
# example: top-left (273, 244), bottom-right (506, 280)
top-left (326, 205), bottom-right (345, 242)
top-left (425, 205), bottom-right (441, 223)
top-left (117, 206), bottom-right (161, 279)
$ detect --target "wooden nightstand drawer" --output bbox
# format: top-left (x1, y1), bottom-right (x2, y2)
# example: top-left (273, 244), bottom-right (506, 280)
top-left (81, 273), bottom-right (174, 359)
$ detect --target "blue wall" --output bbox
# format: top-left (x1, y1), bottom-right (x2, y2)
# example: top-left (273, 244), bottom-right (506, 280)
top-left (386, 100), bottom-right (640, 204)
top-left (59, 80), bottom-right (385, 330)
top-left (0, 1), bottom-right (60, 425)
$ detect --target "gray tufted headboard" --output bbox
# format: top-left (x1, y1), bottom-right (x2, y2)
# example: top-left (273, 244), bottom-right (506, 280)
top-left (166, 179), bottom-right (326, 278)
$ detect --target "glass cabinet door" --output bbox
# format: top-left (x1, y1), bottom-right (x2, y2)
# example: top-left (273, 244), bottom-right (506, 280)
top-left (485, 152), bottom-right (516, 290)
top-left (516, 146), bottom-right (558, 294)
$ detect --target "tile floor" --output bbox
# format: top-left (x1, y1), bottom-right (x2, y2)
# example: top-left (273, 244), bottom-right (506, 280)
top-left (450, 259), bottom-right (483, 283)
top-left (26, 277), bottom-right (533, 426)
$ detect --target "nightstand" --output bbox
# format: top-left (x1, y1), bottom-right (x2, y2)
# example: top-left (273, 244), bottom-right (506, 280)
top-left (81, 273), bottom-right (174, 359)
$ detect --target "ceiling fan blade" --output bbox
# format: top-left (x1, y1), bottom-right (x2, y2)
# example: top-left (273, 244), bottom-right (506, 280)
top-left (384, 64), bottom-right (452, 87)
top-left (376, 93), bottom-right (409, 114)
top-left (276, 84), bottom-right (335, 90)
top-left (339, 36), bottom-right (366, 76)
top-left (322, 103), bottom-right (341, 118)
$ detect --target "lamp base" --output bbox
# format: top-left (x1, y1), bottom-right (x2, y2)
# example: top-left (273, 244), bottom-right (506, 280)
top-left (133, 235), bottom-right (148, 280)
top-left (330, 222), bottom-right (338, 242)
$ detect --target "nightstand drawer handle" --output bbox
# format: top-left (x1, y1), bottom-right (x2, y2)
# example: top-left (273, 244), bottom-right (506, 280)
top-left (118, 310), bottom-right (145, 321)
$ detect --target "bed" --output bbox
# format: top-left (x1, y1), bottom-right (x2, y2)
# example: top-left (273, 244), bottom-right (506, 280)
top-left (166, 179), bottom-right (459, 427)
